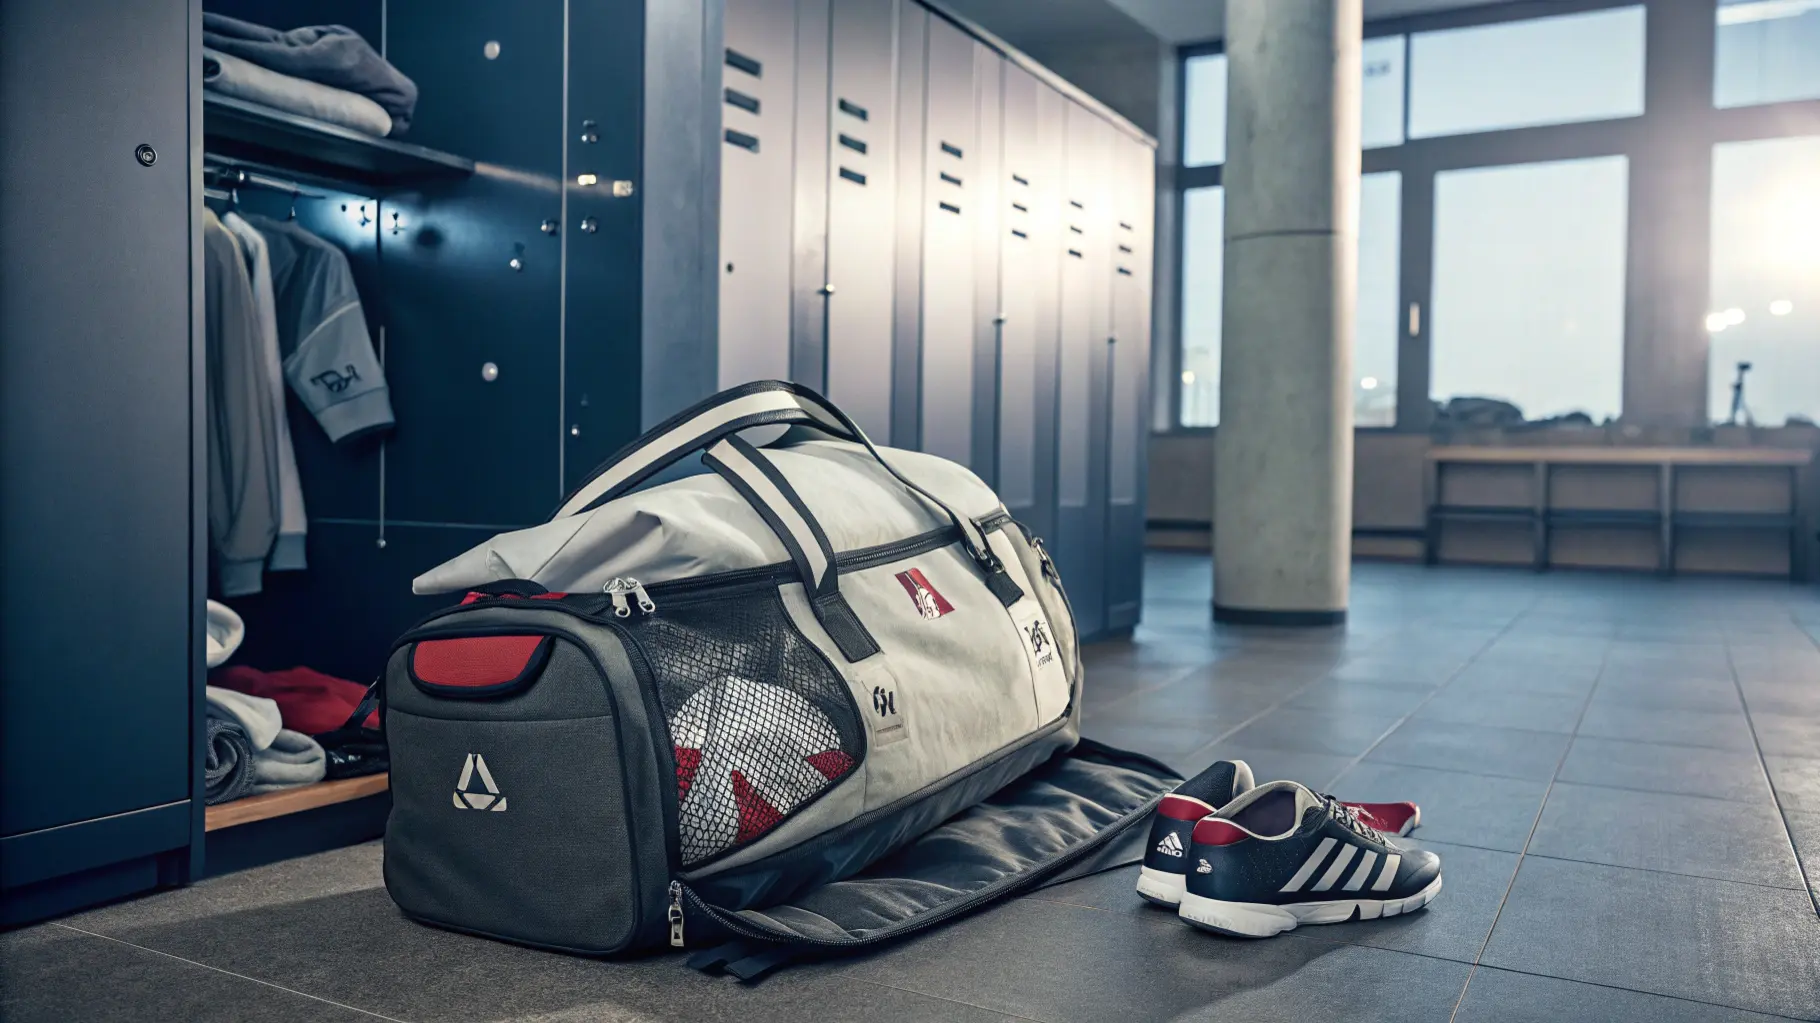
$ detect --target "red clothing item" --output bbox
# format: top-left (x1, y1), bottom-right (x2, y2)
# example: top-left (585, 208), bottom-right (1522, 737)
top-left (214, 665), bottom-right (379, 735)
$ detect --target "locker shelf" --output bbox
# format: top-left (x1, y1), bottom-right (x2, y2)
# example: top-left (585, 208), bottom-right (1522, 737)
top-left (205, 774), bottom-right (390, 832)
top-left (203, 95), bottom-right (475, 188)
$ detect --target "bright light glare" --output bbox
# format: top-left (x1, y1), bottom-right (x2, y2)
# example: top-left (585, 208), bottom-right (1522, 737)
top-left (1181, 370), bottom-right (1196, 385)
top-left (1724, 307), bottom-right (1747, 326)
top-left (576, 173), bottom-right (598, 186)
top-left (1770, 299), bottom-right (1794, 316)
top-left (1360, 376), bottom-right (1379, 390)
top-left (1706, 312), bottom-right (1730, 333)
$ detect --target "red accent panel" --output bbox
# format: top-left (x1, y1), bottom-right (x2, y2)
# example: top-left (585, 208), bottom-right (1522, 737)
top-left (413, 635), bottom-right (544, 687)
top-left (805, 749), bottom-right (855, 781)
top-left (460, 592), bottom-right (488, 605)
top-left (1192, 818), bottom-right (1250, 846)
top-left (529, 592), bottom-right (566, 600)
top-left (675, 746), bottom-right (703, 801)
top-left (1345, 800), bottom-right (1419, 835)
top-left (1158, 794), bottom-right (1216, 822)
top-left (895, 568), bottom-right (955, 618)
top-left (731, 770), bottom-right (785, 843)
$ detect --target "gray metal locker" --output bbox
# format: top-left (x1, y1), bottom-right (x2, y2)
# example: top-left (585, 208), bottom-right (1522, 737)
top-left (889, 4), bottom-right (927, 448)
top-left (719, 0), bottom-right (797, 388)
top-left (916, 16), bottom-right (978, 466)
top-left (969, 46), bottom-right (1003, 479)
top-left (1054, 100), bottom-right (1112, 638)
top-left (822, 0), bottom-right (900, 440)
top-left (1107, 132), bottom-right (1155, 632)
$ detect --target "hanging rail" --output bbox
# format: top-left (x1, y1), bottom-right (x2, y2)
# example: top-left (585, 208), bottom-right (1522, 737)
top-left (203, 160), bottom-right (328, 201)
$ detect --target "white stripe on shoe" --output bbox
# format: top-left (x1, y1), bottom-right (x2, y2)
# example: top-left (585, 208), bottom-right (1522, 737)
top-left (1279, 837), bottom-right (1336, 893)
top-left (1343, 849), bottom-right (1379, 892)
top-left (1310, 844), bottom-right (1358, 892)
top-left (1372, 853), bottom-right (1402, 892)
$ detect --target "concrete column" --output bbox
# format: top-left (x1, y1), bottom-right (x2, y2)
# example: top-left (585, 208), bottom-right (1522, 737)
top-left (1213, 0), bottom-right (1361, 625)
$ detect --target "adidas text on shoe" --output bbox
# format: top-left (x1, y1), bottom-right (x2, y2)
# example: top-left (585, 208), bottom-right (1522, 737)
top-left (1136, 760), bottom-right (1255, 907)
top-left (1176, 781), bottom-right (1442, 939)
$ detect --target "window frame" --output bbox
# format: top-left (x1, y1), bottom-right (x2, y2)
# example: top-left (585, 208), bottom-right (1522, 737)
top-left (1162, 0), bottom-right (1820, 435)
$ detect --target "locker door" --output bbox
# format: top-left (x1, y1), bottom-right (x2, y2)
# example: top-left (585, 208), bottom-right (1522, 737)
top-left (1055, 102), bottom-right (1111, 638)
top-left (1106, 134), bottom-right (1155, 632)
top-left (917, 17), bottom-right (978, 465)
top-left (823, 0), bottom-right (899, 440)
top-left (969, 46), bottom-right (1002, 479)
top-left (719, 0), bottom-right (796, 388)
top-left (889, 3), bottom-right (927, 448)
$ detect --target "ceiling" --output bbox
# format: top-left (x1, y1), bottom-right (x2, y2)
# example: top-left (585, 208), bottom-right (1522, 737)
top-left (941, 0), bottom-right (1521, 48)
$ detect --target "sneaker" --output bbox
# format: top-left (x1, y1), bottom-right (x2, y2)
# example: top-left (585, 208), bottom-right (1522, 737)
top-left (1176, 780), bottom-right (1443, 938)
top-left (1136, 761), bottom-right (1423, 908)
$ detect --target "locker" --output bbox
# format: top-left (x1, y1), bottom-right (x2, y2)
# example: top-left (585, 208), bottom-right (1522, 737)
top-left (889, 4), bottom-right (927, 449)
top-left (1106, 133), bottom-right (1155, 631)
top-left (823, 0), bottom-right (900, 440)
top-left (916, 17), bottom-right (979, 466)
top-left (1054, 101), bottom-right (1112, 638)
top-left (719, 0), bottom-right (797, 389)
top-left (970, 46), bottom-right (1003, 478)
top-left (996, 68), bottom-right (1064, 544)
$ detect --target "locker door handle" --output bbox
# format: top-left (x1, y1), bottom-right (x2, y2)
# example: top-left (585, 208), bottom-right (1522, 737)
top-left (819, 284), bottom-right (836, 296)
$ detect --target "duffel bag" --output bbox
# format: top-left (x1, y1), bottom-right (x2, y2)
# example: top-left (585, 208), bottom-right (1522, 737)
top-left (378, 381), bottom-right (1178, 961)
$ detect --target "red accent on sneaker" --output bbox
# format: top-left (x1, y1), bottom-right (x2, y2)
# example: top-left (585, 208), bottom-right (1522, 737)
top-left (1192, 818), bottom-right (1250, 846)
top-left (1344, 800), bottom-right (1420, 836)
top-left (1159, 793), bottom-right (1218, 822)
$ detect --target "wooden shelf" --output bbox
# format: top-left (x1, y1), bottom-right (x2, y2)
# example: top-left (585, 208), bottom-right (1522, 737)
top-left (203, 94), bottom-right (474, 188)
top-left (206, 773), bottom-right (389, 832)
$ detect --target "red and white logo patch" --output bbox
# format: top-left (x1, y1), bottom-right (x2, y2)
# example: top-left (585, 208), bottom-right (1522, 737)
top-left (896, 568), bottom-right (954, 619)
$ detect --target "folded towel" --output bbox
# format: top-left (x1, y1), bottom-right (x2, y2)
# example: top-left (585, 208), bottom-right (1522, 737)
top-left (202, 13), bottom-right (416, 132)
top-left (206, 685), bottom-right (282, 751)
top-left (205, 714), bottom-right (257, 805)
top-left (204, 48), bottom-right (394, 138)
top-left (251, 729), bottom-right (328, 792)
top-left (206, 600), bottom-right (246, 668)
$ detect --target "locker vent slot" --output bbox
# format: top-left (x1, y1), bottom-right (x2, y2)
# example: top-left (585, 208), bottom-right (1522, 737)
top-left (839, 167), bottom-right (867, 185)
top-left (939, 172), bottom-right (962, 186)
top-left (724, 88), bottom-right (760, 114)
top-left (1069, 225), bottom-right (1083, 234)
top-left (724, 129), bottom-right (760, 152)
top-left (1067, 249), bottom-right (1083, 258)
top-left (1117, 267), bottom-right (1133, 276)
top-left (725, 48), bottom-right (763, 77)
top-left (1118, 244), bottom-right (1133, 253)
top-left (839, 98), bottom-right (869, 121)
top-left (838, 134), bottom-right (868, 154)
top-left (939, 201), bottom-right (962, 215)
top-left (1069, 200), bottom-right (1084, 209)
top-left (1011, 202), bottom-right (1028, 212)
top-left (1011, 174), bottom-right (1030, 186)
top-left (940, 142), bottom-right (964, 158)
top-left (1010, 228), bottom-right (1028, 239)
top-left (1120, 221), bottom-right (1134, 230)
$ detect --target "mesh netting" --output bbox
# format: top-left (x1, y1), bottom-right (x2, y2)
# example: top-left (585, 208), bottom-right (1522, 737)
top-left (622, 591), bottom-right (863, 866)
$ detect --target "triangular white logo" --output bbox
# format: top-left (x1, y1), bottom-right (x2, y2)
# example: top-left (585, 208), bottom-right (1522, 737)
top-left (453, 753), bottom-right (508, 812)
top-left (1156, 831), bottom-right (1184, 857)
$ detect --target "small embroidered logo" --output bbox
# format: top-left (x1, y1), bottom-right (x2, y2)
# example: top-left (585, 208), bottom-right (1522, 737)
top-left (453, 753), bottom-right (508, 811)
top-left (1156, 832), bottom-right (1185, 857)
top-left (895, 568), bottom-right (954, 620)
top-left (1196, 859), bottom-right (1212, 874)
top-left (872, 685), bottom-right (897, 718)
top-left (311, 365), bottom-right (362, 393)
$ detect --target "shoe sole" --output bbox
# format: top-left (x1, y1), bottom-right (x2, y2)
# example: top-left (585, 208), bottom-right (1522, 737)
top-left (1135, 865), bottom-right (1185, 907)
top-left (1177, 875), bottom-right (1444, 938)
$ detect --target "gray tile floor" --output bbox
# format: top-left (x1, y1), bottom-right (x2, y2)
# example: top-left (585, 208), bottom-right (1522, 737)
top-left (7, 553), bottom-right (1820, 1022)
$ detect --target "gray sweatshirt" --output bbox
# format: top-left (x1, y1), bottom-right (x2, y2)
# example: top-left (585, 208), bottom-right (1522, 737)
top-left (205, 209), bottom-right (282, 596)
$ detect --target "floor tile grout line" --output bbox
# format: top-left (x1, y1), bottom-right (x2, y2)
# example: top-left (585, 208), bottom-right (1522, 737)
top-left (854, 977), bottom-right (1051, 1022)
top-left (1516, 851), bottom-right (1813, 895)
top-left (1460, 961), bottom-right (1820, 1023)
top-left (1448, 610), bottom-right (1613, 1023)
top-left (1723, 637), bottom-right (1820, 920)
top-left (1522, 775), bottom-right (1780, 808)
top-left (49, 923), bottom-right (413, 1022)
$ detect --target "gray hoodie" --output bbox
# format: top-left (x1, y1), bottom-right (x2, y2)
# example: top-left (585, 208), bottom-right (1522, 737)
top-left (205, 210), bottom-right (282, 596)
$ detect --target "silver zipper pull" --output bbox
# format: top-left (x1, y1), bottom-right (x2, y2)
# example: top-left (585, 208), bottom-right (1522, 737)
top-left (603, 577), bottom-right (631, 618)
top-left (630, 578), bottom-right (657, 614)
top-left (668, 880), bottom-right (686, 947)
top-left (1033, 536), bottom-right (1061, 584)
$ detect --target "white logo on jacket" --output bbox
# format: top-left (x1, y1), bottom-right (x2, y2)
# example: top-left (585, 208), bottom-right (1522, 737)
top-left (453, 753), bottom-right (508, 811)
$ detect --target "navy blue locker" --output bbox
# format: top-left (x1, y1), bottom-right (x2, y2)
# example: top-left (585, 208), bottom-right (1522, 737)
top-left (720, 0), bottom-right (797, 389)
top-left (916, 17), bottom-right (978, 466)
top-left (1054, 101), bottom-right (1112, 639)
top-left (822, 0), bottom-right (900, 440)
top-left (1106, 133), bottom-right (1154, 633)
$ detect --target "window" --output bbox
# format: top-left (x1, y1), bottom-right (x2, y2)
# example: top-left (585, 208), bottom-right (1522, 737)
top-left (1179, 185), bottom-right (1223, 425)
top-left (1355, 172), bottom-right (1402, 426)
top-left (1409, 6), bottom-right (1646, 139)
top-left (1716, 0), bottom-right (1820, 108)
top-left (1430, 156), bottom-right (1629, 421)
top-left (1184, 38), bottom-right (1407, 166)
top-left (1708, 135), bottom-right (1820, 426)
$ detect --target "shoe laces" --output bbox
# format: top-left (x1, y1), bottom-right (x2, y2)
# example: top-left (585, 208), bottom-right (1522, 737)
top-left (1324, 795), bottom-right (1385, 843)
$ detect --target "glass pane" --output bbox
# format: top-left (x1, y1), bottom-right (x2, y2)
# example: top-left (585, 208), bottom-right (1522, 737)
top-left (1716, 0), bottom-right (1820, 108)
top-left (1362, 36), bottom-right (1406, 150)
top-left (1179, 185), bottom-right (1224, 426)
top-left (1708, 135), bottom-right (1820, 426)
top-left (1431, 156), bottom-right (1629, 421)
top-left (1409, 7), bottom-right (1646, 139)
top-left (1355, 172), bottom-right (1401, 426)
top-left (1183, 55), bottom-right (1227, 167)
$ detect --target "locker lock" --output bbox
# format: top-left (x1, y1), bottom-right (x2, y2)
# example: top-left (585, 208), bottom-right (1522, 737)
top-left (481, 362), bottom-right (500, 382)
top-left (818, 284), bottom-right (836, 296)
top-left (541, 219), bottom-right (560, 235)
top-left (580, 120), bottom-right (599, 144)
top-left (579, 217), bottom-right (599, 234)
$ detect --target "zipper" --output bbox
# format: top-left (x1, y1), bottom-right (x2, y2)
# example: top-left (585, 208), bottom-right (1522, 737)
top-left (604, 577), bottom-right (657, 618)
top-left (672, 787), bottom-right (1164, 949)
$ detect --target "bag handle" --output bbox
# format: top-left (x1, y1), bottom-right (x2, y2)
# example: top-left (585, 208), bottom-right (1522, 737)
top-left (553, 380), bottom-right (1023, 607)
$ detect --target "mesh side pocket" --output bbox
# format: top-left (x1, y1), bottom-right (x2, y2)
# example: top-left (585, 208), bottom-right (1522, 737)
top-left (622, 588), bottom-right (863, 867)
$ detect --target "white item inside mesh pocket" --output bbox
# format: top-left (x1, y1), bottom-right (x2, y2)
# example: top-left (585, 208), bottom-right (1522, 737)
top-left (669, 675), bottom-right (856, 864)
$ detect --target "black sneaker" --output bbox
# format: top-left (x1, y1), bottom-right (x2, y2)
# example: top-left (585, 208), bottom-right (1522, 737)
top-left (1177, 780), bottom-right (1442, 938)
top-left (1136, 760), bottom-right (1256, 906)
